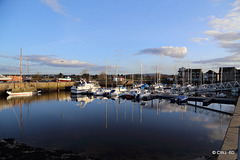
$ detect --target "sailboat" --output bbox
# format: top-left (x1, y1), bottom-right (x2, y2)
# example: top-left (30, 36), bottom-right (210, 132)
top-left (6, 48), bottom-right (41, 96)
top-left (6, 89), bottom-right (41, 96)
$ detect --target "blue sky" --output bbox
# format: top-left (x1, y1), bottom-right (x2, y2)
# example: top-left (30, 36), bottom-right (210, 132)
top-left (1, 0), bottom-right (240, 75)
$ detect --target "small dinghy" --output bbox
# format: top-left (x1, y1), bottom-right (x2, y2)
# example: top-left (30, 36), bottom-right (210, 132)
top-left (175, 95), bottom-right (188, 104)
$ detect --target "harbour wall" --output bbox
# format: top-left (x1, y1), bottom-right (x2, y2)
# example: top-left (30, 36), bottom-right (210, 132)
top-left (218, 96), bottom-right (240, 160)
top-left (0, 91), bottom-right (71, 112)
top-left (0, 82), bottom-right (75, 95)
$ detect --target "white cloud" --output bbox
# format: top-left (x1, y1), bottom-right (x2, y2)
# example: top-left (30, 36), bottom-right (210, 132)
top-left (41, 0), bottom-right (66, 15)
top-left (41, 0), bottom-right (80, 21)
top-left (191, 0), bottom-right (240, 65)
top-left (0, 65), bottom-right (18, 73)
top-left (205, 30), bottom-right (240, 41)
top-left (190, 37), bottom-right (210, 42)
top-left (208, 0), bottom-right (240, 31)
top-left (0, 54), bottom-right (100, 69)
top-left (25, 55), bottom-right (97, 68)
top-left (193, 54), bottom-right (240, 65)
top-left (137, 46), bottom-right (187, 59)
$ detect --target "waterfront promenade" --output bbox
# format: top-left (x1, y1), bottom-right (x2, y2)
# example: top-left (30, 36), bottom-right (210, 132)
top-left (218, 97), bottom-right (240, 160)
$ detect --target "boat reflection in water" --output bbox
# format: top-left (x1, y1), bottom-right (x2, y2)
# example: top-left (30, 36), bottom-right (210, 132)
top-left (71, 94), bottom-right (95, 108)
top-left (0, 92), bottom-right (233, 160)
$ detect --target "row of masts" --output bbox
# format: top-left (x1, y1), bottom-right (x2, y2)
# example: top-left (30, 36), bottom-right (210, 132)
top-left (19, 49), bottom-right (229, 86)
top-left (104, 61), bottom-right (162, 88)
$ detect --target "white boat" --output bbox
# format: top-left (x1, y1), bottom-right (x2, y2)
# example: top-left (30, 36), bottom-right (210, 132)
top-left (138, 90), bottom-right (151, 99)
top-left (6, 49), bottom-right (40, 96)
top-left (57, 77), bottom-right (71, 82)
top-left (109, 89), bottom-right (120, 97)
top-left (6, 89), bottom-right (41, 96)
top-left (175, 95), bottom-right (188, 103)
top-left (0, 74), bottom-right (12, 82)
top-left (125, 89), bottom-right (141, 99)
top-left (93, 88), bottom-right (111, 96)
top-left (216, 93), bottom-right (227, 98)
top-left (231, 88), bottom-right (239, 93)
top-left (117, 86), bottom-right (127, 92)
top-left (71, 81), bottom-right (97, 94)
top-left (152, 83), bottom-right (164, 90)
top-left (185, 84), bottom-right (196, 91)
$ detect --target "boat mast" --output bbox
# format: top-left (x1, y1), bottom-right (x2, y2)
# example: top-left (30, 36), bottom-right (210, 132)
top-left (141, 62), bottom-right (143, 85)
top-left (201, 57), bottom-right (203, 85)
top-left (159, 69), bottom-right (161, 84)
top-left (188, 60), bottom-right (190, 84)
top-left (212, 65), bottom-right (214, 84)
top-left (221, 66), bottom-right (223, 84)
top-left (116, 61), bottom-right (118, 87)
top-left (182, 60), bottom-right (184, 86)
top-left (155, 65), bottom-right (157, 84)
top-left (20, 48), bottom-right (22, 84)
top-left (132, 64), bottom-right (134, 88)
top-left (175, 65), bottom-right (178, 85)
top-left (27, 59), bottom-right (30, 75)
top-left (105, 60), bottom-right (107, 89)
top-left (190, 60), bottom-right (192, 84)
top-left (156, 65), bottom-right (158, 84)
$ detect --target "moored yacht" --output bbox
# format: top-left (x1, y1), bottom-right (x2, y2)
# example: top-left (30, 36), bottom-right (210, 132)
top-left (93, 88), bottom-right (111, 96)
top-left (71, 81), bottom-right (98, 94)
top-left (138, 89), bottom-right (151, 99)
top-left (125, 88), bottom-right (141, 99)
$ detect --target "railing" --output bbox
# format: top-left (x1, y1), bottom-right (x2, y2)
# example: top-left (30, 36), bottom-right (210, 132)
top-left (200, 81), bottom-right (240, 91)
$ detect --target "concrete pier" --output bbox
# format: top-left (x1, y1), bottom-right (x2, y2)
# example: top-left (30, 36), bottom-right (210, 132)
top-left (218, 97), bottom-right (240, 160)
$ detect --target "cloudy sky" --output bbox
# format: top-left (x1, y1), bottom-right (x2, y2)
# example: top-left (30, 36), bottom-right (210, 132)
top-left (0, 0), bottom-right (240, 75)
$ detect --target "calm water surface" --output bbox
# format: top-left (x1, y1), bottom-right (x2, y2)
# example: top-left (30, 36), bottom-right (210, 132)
top-left (0, 92), bottom-right (234, 160)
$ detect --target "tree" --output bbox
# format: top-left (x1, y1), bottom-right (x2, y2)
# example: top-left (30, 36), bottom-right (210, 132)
top-left (59, 73), bottom-right (63, 78)
top-left (82, 69), bottom-right (89, 81)
top-left (98, 71), bottom-right (106, 80)
top-left (34, 72), bottom-right (42, 81)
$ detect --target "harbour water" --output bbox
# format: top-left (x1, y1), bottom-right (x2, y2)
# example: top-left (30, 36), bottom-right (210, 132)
top-left (0, 92), bottom-right (234, 160)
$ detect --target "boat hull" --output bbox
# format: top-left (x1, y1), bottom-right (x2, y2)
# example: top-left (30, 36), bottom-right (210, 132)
top-left (71, 89), bottom-right (91, 94)
top-left (6, 91), bottom-right (39, 96)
